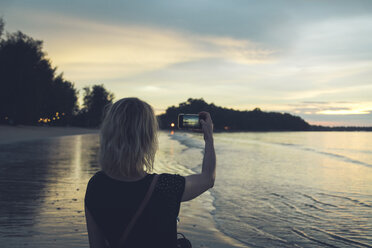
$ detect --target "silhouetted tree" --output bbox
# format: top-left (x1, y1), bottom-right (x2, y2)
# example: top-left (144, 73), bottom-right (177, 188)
top-left (0, 23), bottom-right (78, 125)
top-left (78, 84), bottom-right (114, 127)
top-left (48, 75), bottom-right (79, 125)
top-left (0, 31), bottom-right (51, 124)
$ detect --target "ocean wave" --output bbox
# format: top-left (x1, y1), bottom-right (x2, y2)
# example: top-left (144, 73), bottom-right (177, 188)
top-left (274, 142), bottom-right (372, 168)
top-left (281, 201), bottom-right (325, 221)
top-left (292, 227), bottom-right (339, 248)
top-left (332, 148), bottom-right (372, 155)
top-left (311, 227), bottom-right (372, 248)
top-left (169, 132), bottom-right (204, 150)
top-left (318, 193), bottom-right (372, 208)
top-left (302, 194), bottom-right (338, 208)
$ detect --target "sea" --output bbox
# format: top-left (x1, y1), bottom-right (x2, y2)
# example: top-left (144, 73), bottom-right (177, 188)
top-left (0, 131), bottom-right (371, 247)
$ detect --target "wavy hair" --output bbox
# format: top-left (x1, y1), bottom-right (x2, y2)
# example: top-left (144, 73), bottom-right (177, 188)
top-left (99, 97), bottom-right (158, 177)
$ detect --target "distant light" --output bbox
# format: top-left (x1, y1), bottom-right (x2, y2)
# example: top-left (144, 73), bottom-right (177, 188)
top-left (56, 112), bottom-right (59, 116)
top-left (53, 117), bottom-right (56, 120)
top-left (62, 113), bottom-right (65, 116)
top-left (170, 123), bottom-right (175, 127)
top-left (5, 117), bottom-right (8, 120)
top-left (224, 126), bottom-right (229, 130)
top-left (57, 117), bottom-right (60, 119)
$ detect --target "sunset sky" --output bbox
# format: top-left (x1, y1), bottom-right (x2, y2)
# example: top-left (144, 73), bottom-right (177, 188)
top-left (1, 0), bottom-right (372, 126)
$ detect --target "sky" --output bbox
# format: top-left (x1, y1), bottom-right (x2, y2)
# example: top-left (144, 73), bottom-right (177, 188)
top-left (1, 0), bottom-right (372, 126)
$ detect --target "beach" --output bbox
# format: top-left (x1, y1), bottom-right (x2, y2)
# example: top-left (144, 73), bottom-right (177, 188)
top-left (0, 125), bottom-right (242, 248)
top-left (1, 126), bottom-right (371, 247)
top-left (0, 125), bottom-right (99, 145)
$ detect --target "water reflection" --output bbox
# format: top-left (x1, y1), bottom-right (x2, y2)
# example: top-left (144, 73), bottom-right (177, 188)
top-left (0, 134), bottom-right (99, 247)
top-left (0, 141), bottom-right (54, 239)
top-left (73, 135), bottom-right (82, 180)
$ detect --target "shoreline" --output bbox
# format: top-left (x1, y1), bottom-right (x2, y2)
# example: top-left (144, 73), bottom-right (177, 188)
top-left (156, 132), bottom-right (248, 248)
top-left (165, 132), bottom-right (248, 248)
top-left (178, 191), bottom-right (248, 248)
top-left (0, 125), bottom-right (98, 145)
top-left (0, 126), bottom-right (245, 247)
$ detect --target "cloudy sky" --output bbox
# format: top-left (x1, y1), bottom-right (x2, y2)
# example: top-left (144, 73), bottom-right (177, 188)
top-left (1, 0), bottom-right (372, 126)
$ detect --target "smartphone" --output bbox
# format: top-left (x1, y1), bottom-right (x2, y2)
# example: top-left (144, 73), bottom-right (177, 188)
top-left (178, 114), bottom-right (201, 129)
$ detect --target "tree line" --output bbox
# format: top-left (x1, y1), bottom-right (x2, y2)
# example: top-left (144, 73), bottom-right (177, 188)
top-left (0, 16), bottom-right (314, 132)
top-left (158, 98), bottom-right (311, 131)
top-left (0, 18), bottom-right (114, 127)
top-left (2, 18), bottom-right (368, 131)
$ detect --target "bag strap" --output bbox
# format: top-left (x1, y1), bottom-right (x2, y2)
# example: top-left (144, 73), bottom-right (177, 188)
top-left (115, 174), bottom-right (159, 248)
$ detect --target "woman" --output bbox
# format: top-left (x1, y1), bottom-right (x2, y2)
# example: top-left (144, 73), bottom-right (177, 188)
top-left (84, 97), bottom-right (216, 248)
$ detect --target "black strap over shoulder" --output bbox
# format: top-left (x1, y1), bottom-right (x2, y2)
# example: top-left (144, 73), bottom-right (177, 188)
top-left (115, 174), bottom-right (159, 248)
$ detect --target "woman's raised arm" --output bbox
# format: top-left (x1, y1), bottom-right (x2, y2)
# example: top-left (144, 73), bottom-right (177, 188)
top-left (181, 112), bottom-right (216, 202)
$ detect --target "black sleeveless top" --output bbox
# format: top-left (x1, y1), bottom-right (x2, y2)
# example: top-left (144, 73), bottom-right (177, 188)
top-left (84, 171), bottom-right (186, 248)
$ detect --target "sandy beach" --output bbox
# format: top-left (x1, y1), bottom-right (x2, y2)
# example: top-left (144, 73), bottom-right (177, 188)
top-left (0, 125), bottom-right (244, 247)
top-left (0, 125), bottom-right (99, 145)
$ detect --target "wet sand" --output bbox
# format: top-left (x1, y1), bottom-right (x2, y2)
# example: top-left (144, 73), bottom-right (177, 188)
top-left (178, 193), bottom-right (247, 248)
top-left (0, 128), bottom-right (242, 247)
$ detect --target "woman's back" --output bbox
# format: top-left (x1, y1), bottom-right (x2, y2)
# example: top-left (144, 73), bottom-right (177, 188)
top-left (85, 171), bottom-right (185, 248)
top-left (84, 98), bottom-right (216, 247)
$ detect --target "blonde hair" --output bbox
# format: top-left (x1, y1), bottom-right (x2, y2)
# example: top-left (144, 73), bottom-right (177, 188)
top-left (99, 97), bottom-right (158, 177)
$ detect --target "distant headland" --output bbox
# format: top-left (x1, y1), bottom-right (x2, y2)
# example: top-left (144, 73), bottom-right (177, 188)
top-left (158, 98), bottom-right (372, 132)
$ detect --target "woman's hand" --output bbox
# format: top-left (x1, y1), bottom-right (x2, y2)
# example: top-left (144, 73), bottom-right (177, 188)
top-left (199, 111), bottom-right (213, 142)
